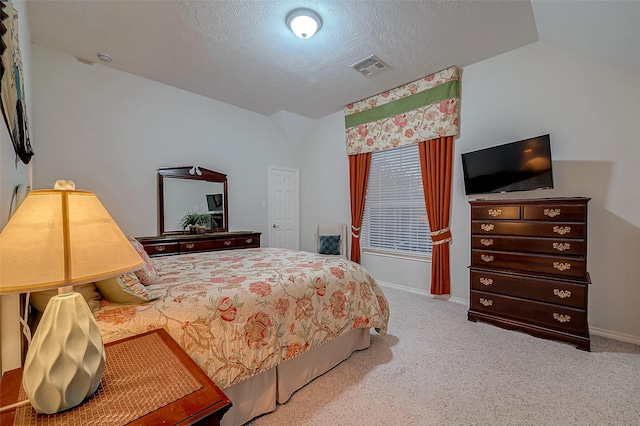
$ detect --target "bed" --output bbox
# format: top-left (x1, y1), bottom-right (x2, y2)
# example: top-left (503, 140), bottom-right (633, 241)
top-left (92, 247), bottom-right (389, 425)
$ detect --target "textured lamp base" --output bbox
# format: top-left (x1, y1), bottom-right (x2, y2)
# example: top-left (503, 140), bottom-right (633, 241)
top-left (22, 291), bottom-right (106, 414)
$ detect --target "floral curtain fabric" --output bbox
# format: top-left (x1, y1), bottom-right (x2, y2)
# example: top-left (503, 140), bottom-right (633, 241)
top-left (344, 66), bottom-right (459, 156)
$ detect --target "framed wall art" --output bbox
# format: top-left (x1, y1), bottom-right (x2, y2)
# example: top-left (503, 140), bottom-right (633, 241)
top-left (1, 0), bottom-right (33, 164)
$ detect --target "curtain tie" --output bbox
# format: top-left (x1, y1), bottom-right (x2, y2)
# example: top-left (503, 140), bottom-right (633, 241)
top-left (351, 225), bottom-right (360, 239)
top-left (430, 227), bottom-right (451, 245)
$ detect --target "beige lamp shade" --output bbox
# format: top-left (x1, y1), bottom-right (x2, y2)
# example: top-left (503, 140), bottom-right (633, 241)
top-left (0, 181), bottom-right (144, 414)
top-left (0, 185), bottom-right (144, 294)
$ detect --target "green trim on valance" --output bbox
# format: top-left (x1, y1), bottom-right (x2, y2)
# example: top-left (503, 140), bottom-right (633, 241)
top-left (345, 66), bottom-right (460, 156)
top-left (344, 80), bottom-right (460, 129)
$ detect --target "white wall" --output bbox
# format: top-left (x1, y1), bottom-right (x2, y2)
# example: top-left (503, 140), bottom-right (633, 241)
top-left (298, 111), bottom-right (351, 253)
top-left (301, 41), bottom-right (640, 344)
top-left (1, 0), bottom-right (33, 375)
top-left (30, 45), bottom-right (299, 238)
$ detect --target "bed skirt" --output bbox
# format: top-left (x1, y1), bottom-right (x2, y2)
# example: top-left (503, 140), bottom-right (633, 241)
top-left (221, 328), bottom-right (371, 425)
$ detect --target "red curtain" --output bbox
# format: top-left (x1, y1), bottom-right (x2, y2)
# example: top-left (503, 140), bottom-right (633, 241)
top-left (418, 136), bottom-right (454, 295)
top-left (348, 153), bottom-right (371, 263)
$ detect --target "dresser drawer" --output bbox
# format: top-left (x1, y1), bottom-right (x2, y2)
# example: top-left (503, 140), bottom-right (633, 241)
top-left (143, 242), bottom-right (180, 256)
top-left (472, 250), bottom-right (586, 278)
top-left (470, 290), bottom-right (588, 335)
top-left (236, 234), bottom-right (260, 247)
top-left (470, 269), bottom-right (586, 308)
top-left (180, 238), bottom-right (236, 252)
top-left (471, 206), bottom-right (520, 220)
top-left (523, 205), bottom-right (586, 222)
top-left (136, 232), bottom-right (261, 256)
top-left (472, 221), bottom-right (585, 238)
top-left (471, 235), bottom-right (586, 256)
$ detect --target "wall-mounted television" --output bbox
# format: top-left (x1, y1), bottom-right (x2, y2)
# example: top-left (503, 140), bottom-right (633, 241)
top-left (461, 134), bottom-right (554, 195)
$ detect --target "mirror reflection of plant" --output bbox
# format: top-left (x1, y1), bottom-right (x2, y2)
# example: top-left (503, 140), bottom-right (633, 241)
top-left (178, 209), bottom-right (217, 231)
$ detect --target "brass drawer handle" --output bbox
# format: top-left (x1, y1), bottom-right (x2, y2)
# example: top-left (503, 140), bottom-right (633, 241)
top-left (246, 238), bottom-right (253, 243)
top-left (480, 254), bottom-right (494, 263)
top-left (479, 298), bottom-right (493, 307)
top-left (155, 246), bottom-right (166, 252)
top-left (480, 238), bottom-right (494, 246)
top-left (553, 313), bottom-right (571, 323)
top-left (552, 242), bottom-right (570, 252)
top-left (480, 224), bottom-right (494, 232)
top-left (544, 208), bottom-right (561, 218)
top-left (553, 289), bottom-right (572, 299)
top-left (553, 262), bottom-right (571, 272)
top-left (488, 209), bottom-right (502, 217)
top-left (186, 243), bottom-right (195, 249)
top-left (553, 226), bottom-right (571, 235)
top-left (224, 241), bottom-right (232, 246)
top-left (479, 277), bottom-right (493, 286)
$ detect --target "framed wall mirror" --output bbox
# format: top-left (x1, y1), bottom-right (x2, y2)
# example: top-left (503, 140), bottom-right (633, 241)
top-left (158, 167), bottom-right (228, 234)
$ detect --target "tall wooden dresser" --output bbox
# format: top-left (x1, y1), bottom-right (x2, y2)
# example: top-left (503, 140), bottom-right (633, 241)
top-left (467, 197), bottom-right (591, 350)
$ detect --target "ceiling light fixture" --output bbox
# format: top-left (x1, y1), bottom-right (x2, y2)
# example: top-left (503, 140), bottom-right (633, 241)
top-left (286, 8), bottom-right (322, 39)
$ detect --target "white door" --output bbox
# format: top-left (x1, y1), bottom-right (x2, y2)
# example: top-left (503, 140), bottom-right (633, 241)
top-left (268, 166), bottom-right (299, 249)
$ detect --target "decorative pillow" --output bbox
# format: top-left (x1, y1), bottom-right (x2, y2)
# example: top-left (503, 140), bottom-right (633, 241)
top-left (319, 235), bottom-right (341, 255)
top-left (30, 283), bottom-right (101, 313)
top-left (128, 236), bottom-right (157, 285)
top-left (95, 272), bottom-right (161, 304)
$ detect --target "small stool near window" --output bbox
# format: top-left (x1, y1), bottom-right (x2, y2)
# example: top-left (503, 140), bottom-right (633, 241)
top-left (315, 223), bottom-right (348, 257)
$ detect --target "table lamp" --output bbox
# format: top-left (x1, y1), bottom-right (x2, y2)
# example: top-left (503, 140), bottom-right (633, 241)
top-left (0, 180), bottom-right (144, 414)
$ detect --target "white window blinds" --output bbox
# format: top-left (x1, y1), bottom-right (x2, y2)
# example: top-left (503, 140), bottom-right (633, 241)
top-left (362, 144), bottom-right (432, 256)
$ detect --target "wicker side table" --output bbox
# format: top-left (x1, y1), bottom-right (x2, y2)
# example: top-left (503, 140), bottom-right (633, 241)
top-left (1, 328), bottom-right (231, 425)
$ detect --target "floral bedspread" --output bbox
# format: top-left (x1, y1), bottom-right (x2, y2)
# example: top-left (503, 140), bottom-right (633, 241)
top-left (95, 248), bottom-right (389, 388)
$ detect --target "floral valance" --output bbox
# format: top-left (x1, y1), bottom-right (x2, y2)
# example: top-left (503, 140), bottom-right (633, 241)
top-left (344, 66), bottom-right (460, 156)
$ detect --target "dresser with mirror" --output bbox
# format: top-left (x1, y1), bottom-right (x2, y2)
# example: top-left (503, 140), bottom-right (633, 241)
top-left (137, 166), bottom-right (260, 256)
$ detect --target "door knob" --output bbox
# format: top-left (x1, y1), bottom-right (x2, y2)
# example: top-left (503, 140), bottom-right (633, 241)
top-left (272, 224), bottom-right (279, 229)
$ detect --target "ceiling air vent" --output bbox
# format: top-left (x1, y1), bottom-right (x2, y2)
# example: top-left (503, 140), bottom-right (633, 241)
top-left (351, 55), bottom-right (388, 77)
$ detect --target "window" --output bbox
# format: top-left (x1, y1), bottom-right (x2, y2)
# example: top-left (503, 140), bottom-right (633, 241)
top-left (362, 144), bottom-right (432, 257)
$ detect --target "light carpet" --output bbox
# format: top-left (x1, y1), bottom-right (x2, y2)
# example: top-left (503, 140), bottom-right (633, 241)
top-left (248, 285), bottom-right (640, 425)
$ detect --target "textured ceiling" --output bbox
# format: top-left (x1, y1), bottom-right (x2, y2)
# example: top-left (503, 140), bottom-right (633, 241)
top-left (25, 1), bottom-right (639, 119)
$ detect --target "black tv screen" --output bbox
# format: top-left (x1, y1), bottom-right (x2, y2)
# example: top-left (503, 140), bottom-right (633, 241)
top-left (461, 134), bottom-right (554, 195)
top-left (206, 193), bottom-right (223, 212)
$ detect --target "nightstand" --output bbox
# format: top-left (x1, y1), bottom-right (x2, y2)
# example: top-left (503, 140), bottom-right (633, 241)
top-left (1, 328), bottom-right (231, 425)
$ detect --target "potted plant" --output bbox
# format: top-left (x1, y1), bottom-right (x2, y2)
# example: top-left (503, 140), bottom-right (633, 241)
top-left (178, 210), bottom-right (216, 234)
